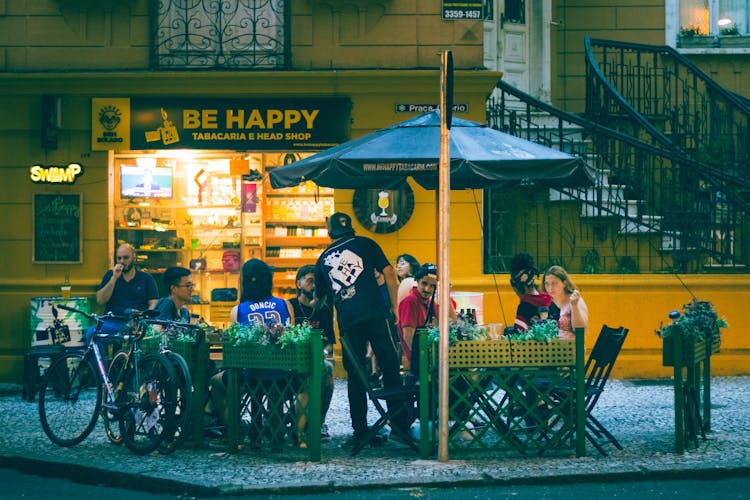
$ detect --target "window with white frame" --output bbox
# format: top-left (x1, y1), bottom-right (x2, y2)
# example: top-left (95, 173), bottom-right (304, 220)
top-left (676, 0), bottom-right (748, 35)
top-left (153, 0), bottom-right (287, 69)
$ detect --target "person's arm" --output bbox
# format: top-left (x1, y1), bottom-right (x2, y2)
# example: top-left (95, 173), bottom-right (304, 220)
top-left (382, 264), bottom-right (399, 325)
top-left (95, 268), bottom-right (120, 306)
top-left (398, 297), bottom-right (417, 351)
top-left (229, 305), bottom-right (239, 324)
top-left (570, 291), bottom-right (588, 330)
top-left (284, 299), bottom-right (296, 326)
top-left (144, 272), bottom-right (160, 310)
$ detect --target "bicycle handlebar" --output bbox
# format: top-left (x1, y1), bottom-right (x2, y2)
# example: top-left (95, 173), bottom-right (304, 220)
top-left (146, 318), bottom-right (206, 344)
top-left (55, 304), bottom-right (158, 324)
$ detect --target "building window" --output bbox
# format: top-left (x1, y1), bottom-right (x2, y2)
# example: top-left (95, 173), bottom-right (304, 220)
top-left (152, 0), bottom-right (288, 70)
top-left (671, 0), bottom-right (750, 48)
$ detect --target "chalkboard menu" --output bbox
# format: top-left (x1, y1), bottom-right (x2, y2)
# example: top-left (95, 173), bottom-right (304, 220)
top-left (33, 193), bottom-right (82, 263)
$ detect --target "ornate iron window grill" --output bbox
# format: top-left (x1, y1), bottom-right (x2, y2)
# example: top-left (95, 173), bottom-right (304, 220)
top-left (152, 0), bottom-right (288, 70)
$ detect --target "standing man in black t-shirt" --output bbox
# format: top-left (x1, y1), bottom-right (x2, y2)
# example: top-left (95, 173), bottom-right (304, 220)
top-left (289, 264), bottom-right (336, 440)
top-left (315, 212), bottom-right (408, 444)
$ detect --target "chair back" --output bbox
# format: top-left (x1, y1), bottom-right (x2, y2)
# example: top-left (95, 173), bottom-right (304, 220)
top-left (584, 325), bottom-right (629, 410)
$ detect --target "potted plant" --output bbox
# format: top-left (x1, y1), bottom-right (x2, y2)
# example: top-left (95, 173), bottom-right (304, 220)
top-left (656, 299), bottom-right (727, 366)
top-left (718, 24), bottom-right (750, 47)
top-left (678, 25), bottom-right (715, 48)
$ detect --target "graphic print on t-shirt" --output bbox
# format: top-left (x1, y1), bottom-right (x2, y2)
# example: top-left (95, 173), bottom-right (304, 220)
top-left (323, 248), bottom-right (363, 301)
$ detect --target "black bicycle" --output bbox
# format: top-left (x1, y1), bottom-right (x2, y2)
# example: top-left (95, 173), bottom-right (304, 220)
top-left (38, 305), bottom-right (178, 455)
top-left (145, 318), bottom-right (206, 454)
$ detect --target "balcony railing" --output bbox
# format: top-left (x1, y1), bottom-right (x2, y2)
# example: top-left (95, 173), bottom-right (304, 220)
top-left (151, 0), bottom-right (289, 70)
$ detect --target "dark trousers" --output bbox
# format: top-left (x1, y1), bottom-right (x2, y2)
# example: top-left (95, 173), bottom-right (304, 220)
top-left (341, 318), bottom-right (409, 436)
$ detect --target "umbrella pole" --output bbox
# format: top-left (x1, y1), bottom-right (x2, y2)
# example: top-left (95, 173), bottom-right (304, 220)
top-left (437, 49), bottom-right (452, 463)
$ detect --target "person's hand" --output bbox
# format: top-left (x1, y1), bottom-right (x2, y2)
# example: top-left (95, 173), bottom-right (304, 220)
top-left (113, 263), bottom-right (124, 279)
top-left (570, 289), bottom-right (582, 305)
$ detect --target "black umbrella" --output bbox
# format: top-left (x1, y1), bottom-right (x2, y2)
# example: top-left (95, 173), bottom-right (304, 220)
top-left (269, 110), bottom-right (593, 190)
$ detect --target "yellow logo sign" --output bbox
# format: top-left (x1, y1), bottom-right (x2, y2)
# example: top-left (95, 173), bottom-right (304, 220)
top-left (91, 98), bottom-right (131, 151)
top-left (29, 163), bottom-right (84, 184)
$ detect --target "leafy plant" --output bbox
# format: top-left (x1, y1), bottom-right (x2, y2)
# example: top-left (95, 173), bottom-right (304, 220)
top-left (508, 319), bottom-right (560, 343)
top-left (277, 323), bottom-right (314, 348)
top-left (223, 322), bottom-right (275, 347)
top-left (426, 320), bottom-right (487, 345)
top-left (720, 24), bottom-right (740, 36)
top-left (223, 321), bottom-right (312, 348)
top-left (680, 25), bottom-right (703, 37)
top-left (655, 299), bottom-right (728, 341)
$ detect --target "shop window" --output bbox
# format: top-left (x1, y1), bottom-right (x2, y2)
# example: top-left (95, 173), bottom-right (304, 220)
top-left (152, 0), bottom-right (288, 69)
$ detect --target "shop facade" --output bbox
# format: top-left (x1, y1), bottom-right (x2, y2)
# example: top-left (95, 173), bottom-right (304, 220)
top-left (0, 70), bottom-right (500, 382)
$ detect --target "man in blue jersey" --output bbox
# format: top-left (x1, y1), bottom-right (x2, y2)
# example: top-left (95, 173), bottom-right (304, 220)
top-left (315, 212), bottom-right (410, 445)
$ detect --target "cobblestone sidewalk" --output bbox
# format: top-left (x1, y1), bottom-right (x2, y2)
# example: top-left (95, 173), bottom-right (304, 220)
top-left (0, 377), bottom-right (748, 496)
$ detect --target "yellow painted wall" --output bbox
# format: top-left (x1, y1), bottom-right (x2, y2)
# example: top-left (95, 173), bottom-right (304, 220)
top-left (2, 0), bottom-right (483, 72)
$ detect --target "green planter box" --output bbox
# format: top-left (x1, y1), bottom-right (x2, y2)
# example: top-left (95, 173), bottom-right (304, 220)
top-left (222, 342), bottom-right (310, 372)
top-left (662, 335), bottom-right (721, 366)
top-left (170, 339), bottom-right (208, 368)
top-left (447, 339), bottom-right (575, 368)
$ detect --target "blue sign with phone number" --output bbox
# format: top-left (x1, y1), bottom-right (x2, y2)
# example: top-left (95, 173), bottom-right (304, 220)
top-left (442, 1), bottom-right (483, 20)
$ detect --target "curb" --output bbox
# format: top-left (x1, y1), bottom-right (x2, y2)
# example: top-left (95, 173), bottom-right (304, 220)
top-left (3, 453), bottom-right (750, 497)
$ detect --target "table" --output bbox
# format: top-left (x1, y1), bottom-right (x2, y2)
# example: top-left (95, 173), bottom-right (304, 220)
top-left (417, 329), bottom-right (585, 458)
top-left (223, 331), bottom-right (323, 461)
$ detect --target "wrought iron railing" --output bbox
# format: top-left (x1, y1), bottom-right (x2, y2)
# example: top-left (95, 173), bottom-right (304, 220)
top-left (486, 77), bottom-right (748, 274)
top-left (585, 37), bottom-right (750, 180)
top-left (151, 0), bottom-right (289, 70)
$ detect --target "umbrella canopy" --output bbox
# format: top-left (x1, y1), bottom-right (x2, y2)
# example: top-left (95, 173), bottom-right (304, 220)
top-left (269, 110), bottom-right (593, 190)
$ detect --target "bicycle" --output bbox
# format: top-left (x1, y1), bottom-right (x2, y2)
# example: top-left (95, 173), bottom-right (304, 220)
top-left (38, 305), bottom-right (178, 455)
top-left (145, 317), bottom-right (206, 454)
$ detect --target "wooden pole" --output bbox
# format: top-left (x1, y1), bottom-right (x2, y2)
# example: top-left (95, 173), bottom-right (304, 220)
top-left (437, 49), bottom-right (452, 462)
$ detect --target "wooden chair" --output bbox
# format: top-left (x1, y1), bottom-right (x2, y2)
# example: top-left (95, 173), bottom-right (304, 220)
top-left (550, 324), bottom-right (629, 455)
top-left (339, 335), bottom-right (420, 456)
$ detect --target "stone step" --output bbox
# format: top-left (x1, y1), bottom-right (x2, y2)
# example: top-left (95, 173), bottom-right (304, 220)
top-left (581, 199), bottom-right (641, 218)
top-left (619, 215), bottom-right (662, 234)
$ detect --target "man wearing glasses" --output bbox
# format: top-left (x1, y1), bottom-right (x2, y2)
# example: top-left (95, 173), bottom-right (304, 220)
top-left (155, 266), bottom-right (193, 322)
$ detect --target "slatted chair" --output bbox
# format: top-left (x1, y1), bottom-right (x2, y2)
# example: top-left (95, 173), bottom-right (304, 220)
top-left (339, 335), bottom-right (420, 456)
top-left (549, 324), bottom-right (629, 455)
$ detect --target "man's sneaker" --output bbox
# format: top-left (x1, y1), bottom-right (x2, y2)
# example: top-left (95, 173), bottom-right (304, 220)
top-left (320, 423), bottom-right (330, 439)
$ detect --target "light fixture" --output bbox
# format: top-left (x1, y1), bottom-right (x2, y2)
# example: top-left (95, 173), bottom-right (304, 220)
top-left (718, 18), bottom-right (733, 27)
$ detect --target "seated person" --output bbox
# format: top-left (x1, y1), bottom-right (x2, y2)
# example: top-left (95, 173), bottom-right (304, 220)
top-left (86, 244), bottom-right (159, 349)
top-left (288, 264), bottom-right (336, 444)
top-left (398, 263), bottom-right (457, 371)
top-left (209, 259), bottom-right (296, 450)
top-left (154, 266), bottom-right (192, 323)
top-left (508, 252), bottom-right (551, 333)
top-left (542, 265), bottom-right (589, 340)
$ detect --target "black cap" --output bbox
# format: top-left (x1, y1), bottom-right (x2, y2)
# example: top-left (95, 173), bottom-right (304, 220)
top-left (327, 212), bottom-right (355, 239)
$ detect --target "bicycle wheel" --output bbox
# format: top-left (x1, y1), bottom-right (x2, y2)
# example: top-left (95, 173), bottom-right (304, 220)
top-left (103, 351), bottom-right (129, 445)
top-left (39, 352), bottom-right (102, 447)
top-left (158, 351), bottom-right (193, 454)
top-left (119, 353), bottom-right (177, 455)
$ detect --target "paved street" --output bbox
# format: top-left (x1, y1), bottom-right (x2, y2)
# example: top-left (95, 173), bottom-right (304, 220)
top-left (0, 377), bottom-right (748, 497)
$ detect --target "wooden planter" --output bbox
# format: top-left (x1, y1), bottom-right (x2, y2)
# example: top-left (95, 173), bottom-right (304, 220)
top-left (447, 339), bottom-right (575, 368)
top-left (662, 334), bottom-right (721, 366)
